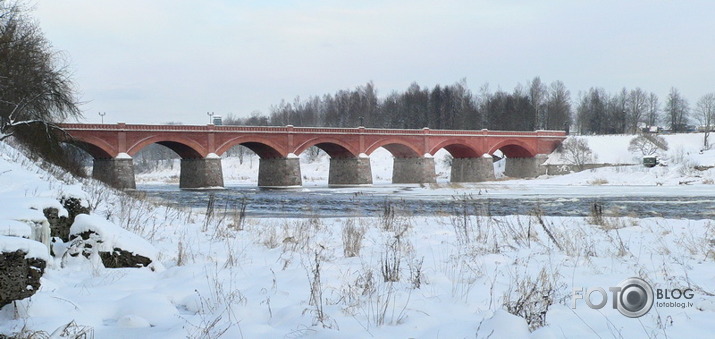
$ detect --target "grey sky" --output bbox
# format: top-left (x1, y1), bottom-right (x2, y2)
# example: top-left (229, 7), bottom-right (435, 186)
top-left (36, 0), bottom-right (715, 125)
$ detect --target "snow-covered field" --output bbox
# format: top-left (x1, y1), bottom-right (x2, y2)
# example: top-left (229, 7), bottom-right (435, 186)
top-left (1, 134), bottom-right (715, 338)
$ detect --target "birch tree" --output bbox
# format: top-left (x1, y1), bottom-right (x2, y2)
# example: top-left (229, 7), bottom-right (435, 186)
top-left (695, 93), bottom-right (715, 148)
top-left (664, 87), bottom-right (689, 132)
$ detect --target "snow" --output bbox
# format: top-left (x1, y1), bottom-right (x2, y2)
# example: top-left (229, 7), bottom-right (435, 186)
top-left (116, 152), bottom-right (132, 159)
top-left (478, 310), bottom-right (530, 337)
top-left (0, 235), bottom-right (49, 260)
top-left (545, 133), bottom-right (715, 166)
top-left (2, 133), bottom-right (715, 337)
top-left (69, 214), bottom-right (159, 264)
top-left (0, 220), bottom-right (32, 238)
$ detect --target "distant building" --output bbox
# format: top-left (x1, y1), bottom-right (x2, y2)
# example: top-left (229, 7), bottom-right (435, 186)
top-left (696, 125), bottom-right (715, 132)
top-left (642, 126), bottom-right (662, 133)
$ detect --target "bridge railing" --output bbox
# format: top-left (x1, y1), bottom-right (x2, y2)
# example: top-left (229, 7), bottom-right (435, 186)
top-left (58, 123), bottom-right (566, 137)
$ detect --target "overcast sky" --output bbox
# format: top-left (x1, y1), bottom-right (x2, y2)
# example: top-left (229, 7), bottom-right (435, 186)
top-left (36, 0), bottom-right (715, 125)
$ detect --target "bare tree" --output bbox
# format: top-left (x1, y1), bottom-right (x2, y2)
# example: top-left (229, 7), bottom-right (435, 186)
top-left (545, 80), bottom-right (571, 131)
top-left (628, 135), bottom-right (668, 156)
top-left (626, 88), bottom-right (648, 133)
top-left (528, 77), bottom-right (547, 130)
top-left (0, 1), bottom-right (83, 176)
top-left (576, 88), bottom-right (608, 134)
top-left (645, 92), bottom-right (660, 128)
top-left (695, 93), bottom-right (715, 148)
top-left (665, 87), bottom-right (689, 132)
top-left (0, 0), bottom-right (81, 141)
top-left (557, 138), bottom-right (593, 170)
top-left (607, 88), bottom-right (628, 134)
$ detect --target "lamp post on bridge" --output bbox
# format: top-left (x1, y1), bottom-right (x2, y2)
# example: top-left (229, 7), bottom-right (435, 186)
top-left (207, 111), bottom-right (214, 124)
top-left (98, 112), bottom-right (106, 124)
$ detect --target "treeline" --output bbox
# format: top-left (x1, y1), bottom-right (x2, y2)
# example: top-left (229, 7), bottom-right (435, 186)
top-left (225, 78), bottom-right (714, 135)
top-left (226, 79), bottom-right (570, 131)
top-left (576, 87), bottom-right (689, 134)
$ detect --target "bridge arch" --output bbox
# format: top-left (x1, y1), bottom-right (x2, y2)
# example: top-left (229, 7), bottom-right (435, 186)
top-left (365, 138), bottom-right (422, 158)
top-left (294, 137), bottom-right (358, 158)
top-left (216, 136), bottom-right (286, 159)
top-left (487, 139), bottom-right (537, 158)
top-left (429, 140), bottom-right (482, 158)
top-left (62, 136), bottom-right (115, 159)
top-left (127, 136), bottom-right (206, 159)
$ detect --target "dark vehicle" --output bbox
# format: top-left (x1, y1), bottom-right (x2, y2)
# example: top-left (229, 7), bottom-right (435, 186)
top-left (643, 156), bottom-right (658, 167)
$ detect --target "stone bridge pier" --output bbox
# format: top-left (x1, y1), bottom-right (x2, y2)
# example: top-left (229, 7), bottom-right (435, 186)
top-left (329, 156), bottom-right (372, 186)
top-left (258, 157), bottom-right (302, 187)
top-left (92, 157), bottom-right (136, 189)
top-left (92, 155), bottom-right (226, 190)
top-left (450, 156), bottom-right (495, 182)
top-left (180, 157), bottom-right (224, 189)
top-left (392, 157), bottom-right (436, 184)
top-left (504, 155), bottom-right (548, 178)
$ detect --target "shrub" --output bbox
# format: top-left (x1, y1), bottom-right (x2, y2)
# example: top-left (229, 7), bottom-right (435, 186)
top-left (557, 138), bottom-right (593, 170)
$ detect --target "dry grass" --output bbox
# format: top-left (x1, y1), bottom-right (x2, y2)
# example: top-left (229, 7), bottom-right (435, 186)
top-left (502, 265), bottom-right (563, 331)
top-left (588, 178), bottom-right (609, 185)
top-left (342, 219), bottom-right (366, 258)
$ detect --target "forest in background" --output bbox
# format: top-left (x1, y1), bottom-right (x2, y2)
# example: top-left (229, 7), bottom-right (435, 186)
top-left (224, 77), bottom-right (713, 136)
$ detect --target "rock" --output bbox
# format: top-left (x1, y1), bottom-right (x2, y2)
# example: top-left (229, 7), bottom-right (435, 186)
top-left (43, 196), bottom-right (91, 242)
top-left (67, 215), bottom-right (158, 269)
top-left (0, 247), bottom-right (47, 308)
top-left (99, 248), bottom-right (153, 268)
top-left (42, 207), bottom-right (67, 240)
top-left (69, 230), bottom-right (152, 268)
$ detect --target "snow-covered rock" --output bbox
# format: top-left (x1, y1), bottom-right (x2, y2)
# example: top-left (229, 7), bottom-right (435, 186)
top-left (0, 236), bottom-right (48, 308)
top-left (67, 214), bottom-right (159, 269)
top-left (43, 196), bottom-right (91, 242)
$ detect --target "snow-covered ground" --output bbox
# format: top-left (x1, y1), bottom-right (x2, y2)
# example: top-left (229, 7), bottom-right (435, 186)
top-left (1, 134), bottom-right (715, 338)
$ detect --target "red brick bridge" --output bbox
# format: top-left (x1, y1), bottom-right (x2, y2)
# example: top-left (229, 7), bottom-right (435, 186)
top-left (58, 123), bottom-right (566, 189)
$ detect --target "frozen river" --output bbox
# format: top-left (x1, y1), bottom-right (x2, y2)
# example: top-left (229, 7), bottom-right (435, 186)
top-left (137, 183), bottom-right (715, 220)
